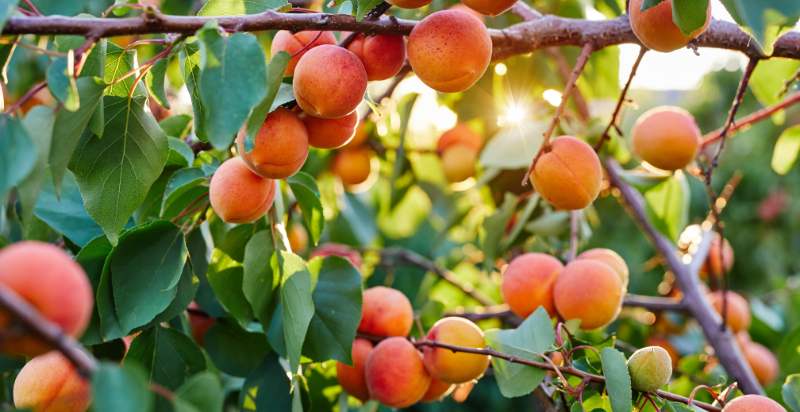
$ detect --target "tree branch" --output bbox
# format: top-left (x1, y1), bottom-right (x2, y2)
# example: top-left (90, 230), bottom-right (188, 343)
top-left (702, 91), bottom-right (800, 147)
top-left (623, 294), bottom-right (686, 312)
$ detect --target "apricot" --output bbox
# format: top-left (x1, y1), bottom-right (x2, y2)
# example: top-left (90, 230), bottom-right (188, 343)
top-left (287, 224), bottom-right (309, 253)
top-left (629, 0), bottom-right (711, 53)
top-left (462, 0), bottom-right (517, 16)
top-left (270, 30), bottom-right (337, 76)
top-left (723, 395), bottom-right (786, 412)
top-left (631, 106), bottom-right (701, 171)
top-left (359, 286), bottom-right (414, 337)
top-left (331, 147), bottom-right (373, 187)
top-left (627, 346), bottom-right (673, 392)
top-left (501, 253), bottom-right (564, 318)
top-left (209, 157), bottom-right (276, 224)
top-left (530, 136), bottom-right (602, 211)
top-left (365, 337), bottom-right (431, 408)
top-left (13, 352), bottom-right (91, 412)
top-left (576, 248), bottom-right (629, 289)
top-left (553, 260), bottom-right (623, 330)
top-left (310, 243), bottom-right (363, 268)
top-left (646, 337), bottom-right (680, 368)
top-left (336, 338), bottom-right (374, 402)
top-left (236, 108), bottom-right (309, 179)
top-left (742, 341), bottom-right (779, 385)
top-left (346, 123), bottom-right (370, 148)
top-left (422, 317), bottom-right (490, 384)
top-left (188, 302), bottom-right (215, 346)
top-left (303, 111), bottom-right (359, 149)
top-left (387, 0), bottom-right (431, 8)
top-left (294, 45), bottom-right (368, 119)
top-left (437, 124), bottom-right (482, 154)
top-left (421, 378), bottom-right (453, 402)
top-left (701, 233), bottom-right (734, 279)
top-left (347, 34), bottom-right (406, 81)
top-left (707, 291), bottom-right (751, 333)
top-left (441, 145), bottom-right (478, 183)
top-left (0, 242), bottom-right (93, 356)
top-left (450, 4), bottom-right (484, 21)
top-left (407, 10), bottom-right (492, 93)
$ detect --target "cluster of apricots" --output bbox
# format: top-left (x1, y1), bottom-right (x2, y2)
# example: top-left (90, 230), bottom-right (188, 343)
top-left (502, 249), bottom-right (628, 329)
top-left (437, 124), bottom-right (483, 183)
top-left (337, 286), bottom-right (489, 407)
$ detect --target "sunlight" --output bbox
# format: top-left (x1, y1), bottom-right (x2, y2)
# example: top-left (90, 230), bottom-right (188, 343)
top-left (542, 89), bottom-right (563, 107)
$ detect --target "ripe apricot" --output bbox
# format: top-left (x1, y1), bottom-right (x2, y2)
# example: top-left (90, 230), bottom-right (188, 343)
top-left (462, 0), bottom-right (517, 16)
top-left (236, 108), bottom-right (309, 179)
top-left (287, 224), bottom-right (309, 253)
top-left (450, 4), bottom-right (484, 21)
top-left (707, 291), bottom-right (751, 333)
top-left (304, 111), bottom-right (359, 149)
top-left (441, 145), bottom-right (478, 183)
top-left (270, 30), bottom-right (337, 76)
top-left (331, 147), bottom-right (373, 187)
top-left (553, 260), bottom-right (623, 329)
top-left (359, 286), bottom-right (414, 337)
top-left (701, 233), bottom-right (734, 279)
top-left (187, 302), bottom-right (214, 346)
top-left (336, 338), bottom-right (374, 402)
top-left (501, 253), bottom-right (564, 318)
top-left (576, 248), bottom-right (629, 289)
top-left (387, 0), bottom-right (431, 8)
top-left (365, 337), bottom-right (432, 408)
top-left (742, 341), bottom-right (779, 385)
top-left (723, 395), bottom-right (786, 412)
top-left (0, 242), bottom-right (93, 356)
top-left (294, 45), bottom-right (368, 119)
top-left (347, 34), bottom-right (406, 81)
top-left (421, 378), bottom-right (453, 402)
top-left (631, 106), bottom-right (701, 171)
top-left (346, 123), bottom-right (370, 148)
top-left (209, 157), bottom-right (276, 224)
top-left (629, 0), bottom-right (711, 53)
top-left (530, 136), bottom-right (602, 211)
top-left (627, 346), bottom-right (673, 392)
top-left (14, 352), bottom-right (91, 412)
top-left (311, 243), bottom-right (363, 268)
top-left (422, 317), bottom-right (490, 384)
top-left (437, 124), bottom-right (482, 154)
top-left (408, 10), bottom-right (492, 93)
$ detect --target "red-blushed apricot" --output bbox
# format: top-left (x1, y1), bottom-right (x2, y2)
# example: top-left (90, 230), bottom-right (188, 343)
top-left (742, 341), bottom-right (779, 385)
top-left (294, 45), bottom-right (368, 119)
top-left (331, 147), bottom-right (373, 187)
top-left (501, 253), bottom-right (564, 318)
top-left (646, 337), bottom-right (680, 368)
top-left (336, 338), bottom-right (374, 402)
top-left (462, 0), bottom-right (517, 16)
top-left (420, 378), bottom-right (453, 402)
top-left (365, 337), bottom-right (431, 408)
top-left (422, 317), bottom-right (490, 384)
top-left (387, 0), bottom-right (431, 8)
top-left (701, 233), bottom-right (734, 279)
top-left (287, 224), bottom-right (309, 253)
top-left (553, 260), bottom-right (623, 330)
top-left (270, 30), bottom-right (337, 76)
top-left (236, 108), bottom-right (309, 179)
top-left (13, 352), bottom-right (91, 412)
top-left (311, 243), bottom-right (363, 268)
top-left (0, 242), bottom-right (93, 356)
top-left (359, 287), bottom-right (414, 337)
top-left (187, 302), bottom-right (214, 346)
top-left (627, 346), bottom-right (673, 392)
top-left (441, 145), bottom-right (478, 183)
top-left (707, 291), bottom-right (751, 333)
top-left (437, 124), bottom-right (482, 154)
top-left (530, 136), bottom-right (602, 211)
top-left (347, 34), bottom-right (406, 81)
top-left (576, 248), bottom-right (629, 289)
top-left (303, 111), bottom-right (359, 149)
top-left (631, 106), bottom-right (701, 171)
top-left (723, 395), bottom-right (786, 412)
top-left (408, 10), bottom-right (492, 93)
top-left (209, 157), bottom-right (276, 224)
top-left (629, 0), bottom-right (711, 53)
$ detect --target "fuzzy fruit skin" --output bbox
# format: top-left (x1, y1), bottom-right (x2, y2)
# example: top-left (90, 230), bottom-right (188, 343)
top-left (420, 378), bottom-right (453, 402)
top-left (311, 243), bottom-right (363, 268)
top-left (336, 338), bottom-right (374, 402)
top-left (422, 317), bottom-right (490, 384)
top-left (576, 248), bottom-right (629, 289)
top-left (501, 253), bottom-right (564, 318)
top-left (531, 136), bottom-right (602, 210)
top-left (462, 0), bottom-right (517, 16)
top-left (0, 242), bottom-right (93, 356)
top-left (347, 34), bottom-right (407, 81)
top-left (742, 341), bottom-right (779, 385)
top-left (294, 45), bottom-right (368, 119)
top-left (331, 147), bottom-right (373, 186)
top-left (707, 291), bottom-right (751, 333)
top-left (14, 352), bottom-right (91, 412)
top-left (387, 0), bottom-right (431, 8)
top-left (631, 106), bottom-right (701, 171)
top-left (365, 337), bottom-right (432, 408)
top-left (437, 124), bottom-right (482, 154)
top-left (701, 233), bottom-right (734, 279)
top-left (627, 346), bottom-right (673, 392)
top-left (304, 111), bottom-right (359, 149)
top-left (408, 10), bottom-right (492, 93)
top-left (358, 287), bottom-right (414, 337)
top-left (209, 157), bottom-right (276, 224)
top-left (553, 260), bottom-right (623, 330)
top-left (270, 30), bottom-right (337, 76)
top-left (441, 145), bottom-right (478, 183)
top-left (629, 0), bottom-right (711, 52)
top-left (236, 108), bottom-right (309, 179)
top-left (723, 395), bottom-right (787, 412)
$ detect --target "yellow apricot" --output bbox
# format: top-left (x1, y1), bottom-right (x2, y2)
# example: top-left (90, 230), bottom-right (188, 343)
top-left (530, 136), bottom-right (602, 210)
top-left (576, 248), bottom-right (629, 289)
top-left (14, 352), bottom-right (91, 412)
top-left (209, 157), bottom-right (276, 224)
top-left (462, 0), bottom-right (517, 16)
top-left (707, 291), bottom-right (750, 333)
top-left (236, 108), bottom-right (309, 179)
top-left (365, 337), bottom-right (432, 408)
top-left (553, 260), bottom-right (623, 329)
top-left (336, 338), bottom-right (374, 402)
top-left (270, 30), bottom-right (337, 76)
top-left (437, 123), bottom-right (482, 154)
top-left (631, 106), bottom-right (701, 171)
top-left (629, 0), bottom-right (711, 52)
top-left (294, 45), bottom-right (368, 119)
top-left (627, 346), bottom-right (673, 392)
top-left (331, 147), bottom-right (373, 187)
top-left (304, 111), bottom-right (359, 150)
top-left (441, 145), bottom-right (478, 183)
top-left (358, 286), bottom-right (414, 337)
top-left (501, 253), bottom-right (564, 318)
top-left (422, 317), bottom-right (490, 384)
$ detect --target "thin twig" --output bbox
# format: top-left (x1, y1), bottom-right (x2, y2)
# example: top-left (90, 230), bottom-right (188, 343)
top-left (701, 91), bottom-right (800, 147)
top-left (4, 81), bottom-right (46, 114)
top-left (623, 294), bottom-right (687, 312)
top-left (595, 46), bottom-right (646, 151)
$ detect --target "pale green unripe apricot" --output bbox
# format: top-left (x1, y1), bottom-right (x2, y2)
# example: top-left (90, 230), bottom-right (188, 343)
top-left (627, 346), bottom-right (673, 392)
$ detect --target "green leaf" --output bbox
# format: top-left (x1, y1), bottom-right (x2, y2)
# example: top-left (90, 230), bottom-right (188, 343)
top-left (69, 96), bottom-right (168, 243)
top-left (104, 43), bottom-right (146, 98)
top-left (174, 372), bottom-right (224, 412)
top-left (240, 354), bottom-right (292, 412)
top-left (287, 172), bottom-right (324, 247)
top-left (280, 252), bottom-right (315, 372)
top-left (0, 0), bottom-right (20, 32)
top-left (720, 0), bottom-right (800, 47)
top-left (167, 137), bottom-right (194, 167)
top-left (208, 264), bottom-right (254, 323)
top-left (672, 0), bottom-right (709, 35)
top-left (126, 326), bottom-right (206, 391)
top-left (204, 319), bottom-right (269, 377)
top-left (643, 172), bottom-right (689, 242)
top-left (160, 114), bottom-right (193, 138)
top-left (92, 362), bottom-right (153, 412)
top-left (783, 374), bottom-right (800, 412)
top-left (160, 167), bottom-right (208, 219)
top-left (601, 348), bottom-right (633, 412)
top-left (641, 0), bottom-right (664, 10)
top-left (481, 193), bottom-right (517, 273)
top-left (180, 43), bottom-right (207, 142)
top-left (0, 114), bottom-right (35, 200)
top-left (243, 51), bottom-right (290, 152)
top-left (198, 0), bottom-right (288, 15)
top-left (356, 0), bottom-right (383, 19)
top-left (46, 57), bottom-right (80, 111)
top-left (145, 57), bottom-right (171, 109)
top-left (772, 125), bottom-right (800, 175)
top-left (152, 262), bottom-right (198, 324)
top-left (34, 171), bottom-right (104, 247)
top-left (243, 231), bottom-right (279, 330)
top-left (750, 59), bottom-right (800, 106)
top-left (17, 106), bottom-right (54, 225)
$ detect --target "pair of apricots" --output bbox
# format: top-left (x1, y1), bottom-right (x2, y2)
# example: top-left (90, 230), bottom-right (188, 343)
top-left (337, 286), bottom-right (489, 407)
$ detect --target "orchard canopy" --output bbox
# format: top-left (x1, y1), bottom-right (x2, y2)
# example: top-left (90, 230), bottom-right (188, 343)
top-left (2, 0), bottom-right (800, 411)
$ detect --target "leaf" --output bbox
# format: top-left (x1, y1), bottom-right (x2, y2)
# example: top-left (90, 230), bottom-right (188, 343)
top-left (198, 0), bottom-right (288, 15)
top-left (783, 374), bottom-right (800, 412)
top-left (204, 319), bottom-right (269, 377)
top-left (152, 262), bottom-right (198, 324)
top-left (641, 0), bottom-right (664, 10)
top-left (34, 171), bottom-right (104, 247)
top-left (672, 0), bottom-right (709, 35)
top-left (240, 354), bottom-right (292, 412)
top-left (0, 114), bottom-right (35, 200)
top-left (243, 51), bottom-right (290, 151)
top-left (145, 57), bottom-right (171, 109)
top-left (643, 172), bottom-right (689, 242)
top-left (0, 0), bottom-right (20, 32)
top-left (92, 362), bottom-right (154, 412)
top-left (167, 137), bottom-right (194, 167)
top-left (104, 42), bottom-right (146, 98)
top-left (243, 231), bottom-right (279, 330)
top-left (46, 56), bottom-right (80, 111)
top-left (481, 193), bottom-right (517, 273)
top-left (126, 326), bottom-right (206, 391)
top-left (287, 172), bottom-right (324, 246)
top-left (207, 265), bottom-right (254, 323)
top-left (174, 372), bottom-right (224, 412)
top-left (720, 1), bottom-right (800, 48)
top-left (772, 125), bottom-right (800, 175)
top-left (180, 42), bottom-right (207, 142)
top-left (69, 96), bottom-right (168, 243)
top-left (160, 114), bottom-right (192, 138)
top-left (749, 59), bottom-right (800, 106)
top-left (17, 106), bottom-right (54, 225)
top-left (280, 252), bottom-right (315, 372)
top-left (356, 0), bottom-right (383, 19)
top-left (601, 348), bottom-right (633, 412)
top-left (160, 167), bottom-right (208, 219)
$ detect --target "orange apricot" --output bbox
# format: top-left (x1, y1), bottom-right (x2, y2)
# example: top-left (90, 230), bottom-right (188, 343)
top-left (530, 136), bottom-right (602, 211)
top-left (701, 233), bottom-right (734, 279)
top-left (553, 260), bottom-right (623, 330)
top-left (450, 3), bottom-right (484, 21)
top-left (294, 45), bottom-right (368, 119)
top-left (209, 157), bottom-right (276, 224)
top-left (723, 395), bottom-right (786, 412)
top-left (359, 286), bottom-right (414, 337)
top-left (331, 147), bottom-right (373, 187)
top-left (631, 106), bottom-right (701, 171)
top-left (576, 248), bottom-right (629, 289)
top-left (387, 0), bottom-right (431, 8)
top-left (422, 317), bottom-right (489, 384)
top-left (742, 341), bottom-right (779, 385)
top-left (336, 338), bottom-right (374, 402)
top-left (347, 34), bottom-right (407, 81)
top-left (707, 291), bottom-right (751, 333)
top-left (437, 124), bottom-right (482, 154)
top-left (270, 30), bottom-right (337, 76)
top-left (365, 337), bottom-right (432, 408)
top-left (501, 253), bottom-right (564, 318)
top-left (408, 10), bottom-right (492, 93)
top-left (303, 111), bottom-right (359, 150)
top-left (287, 224), bottom-right (309, 253)
top-left (236, 108), bottom-right (309, 179)
top-left (462, 0), bottom-right (517, 16)
top-left (311, 243), bottom-right (363, 268)
top-left (629, 0), bottom-right (711, 53)
top-left (421, 378), bottom-right (453, 402)
top-left (0, 242), bottom-right (93, 356)
top-left (441, 145), bottom-right (478, 183)
top-left (13, 352), bottom-right (91, 412)
top-left (346, 123), bottom-right (370, 148)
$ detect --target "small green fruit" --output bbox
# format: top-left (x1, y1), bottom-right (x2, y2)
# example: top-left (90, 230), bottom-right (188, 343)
top-left (627, 346), bottom-right (673, 392)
